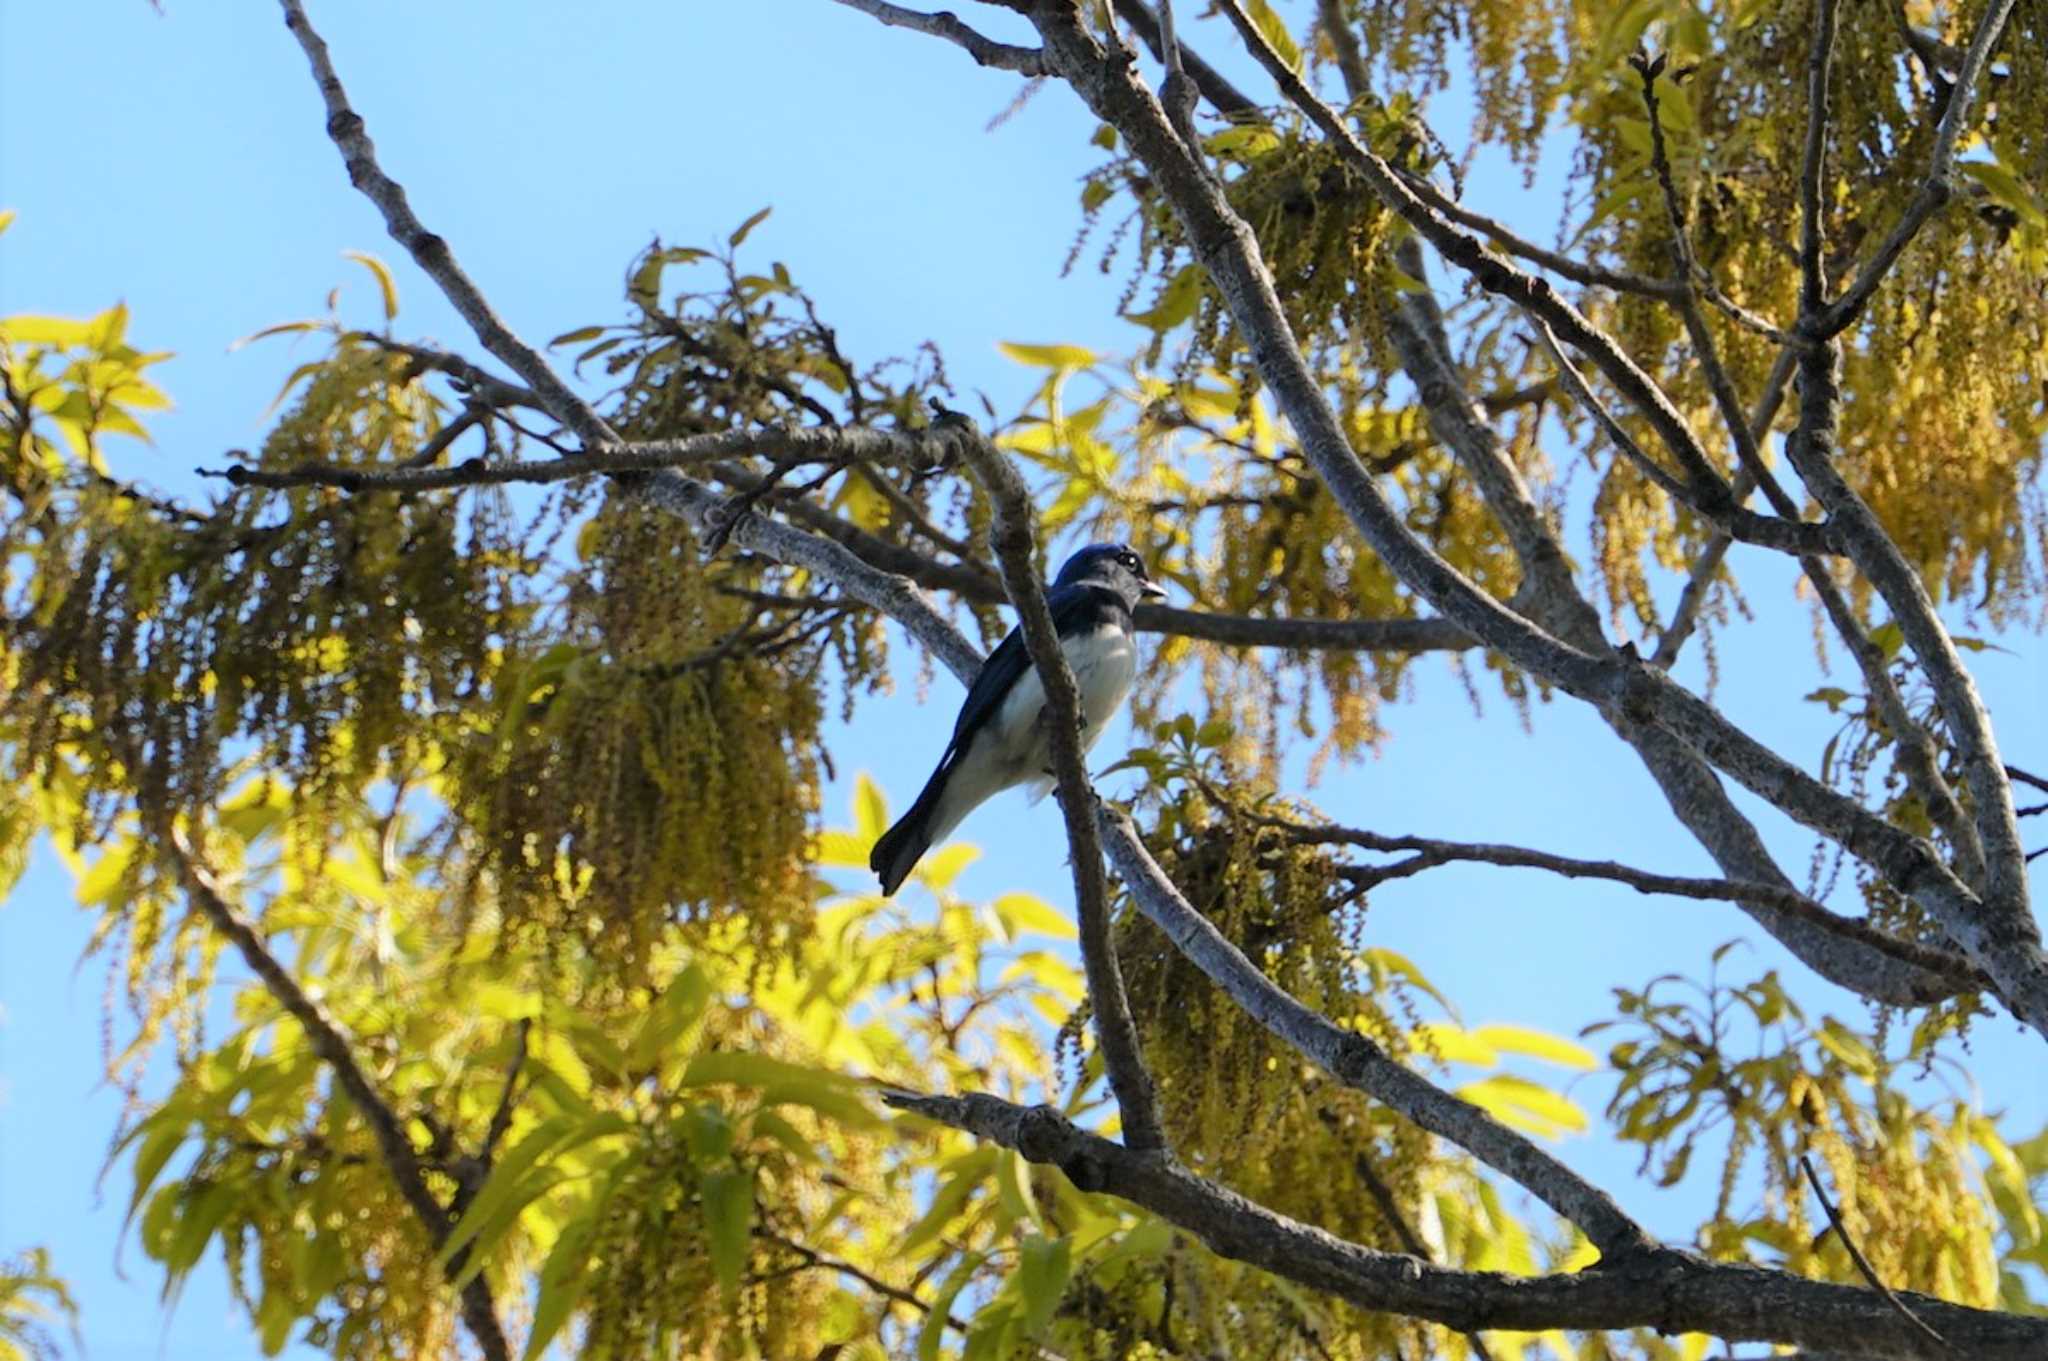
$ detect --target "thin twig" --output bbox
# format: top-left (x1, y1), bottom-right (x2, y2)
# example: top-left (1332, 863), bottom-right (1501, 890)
top-left (478, 1017), bottom-right (531, 1167)
top-left (756, 1229), bottom-right (968, 1331)
top-left (1269, 816), bottom-right (1981, 988)
top-left (1344, 1139), bottom-right (1498, 1361)
top-left (1212, 1), bottom-right (1741, 518)
top-left (1797, 0), bottom-right (1842, 314)
top-left (1650, 345), bottom-right (1797, 669)
top-left (825, 0), bottom-right (1047, 75)
top-left (1098, 804), bottom-right (1651, 1255)
top-left (1799, 1155), bottom-right (1950, 1352)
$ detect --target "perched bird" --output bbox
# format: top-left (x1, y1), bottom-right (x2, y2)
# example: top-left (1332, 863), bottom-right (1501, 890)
top-left (869, 543), bottom-right (1166, 896)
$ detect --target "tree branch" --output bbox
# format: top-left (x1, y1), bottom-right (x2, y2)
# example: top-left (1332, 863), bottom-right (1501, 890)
top-left (1779, 0), bottom-right (2035, 1004)
top-left (881, 1087), bottom-right (2039, 1358)
top-left (209, 425), bottom-right (953, 493)
top-left (1213, 0), bottom-right (1744, 517)
top-left (1097, 804), bottom-right (1651, 1256)
top-left (948, 413), bottom-right (1167, 1156)
top-left (825, 0), bottom-right (1047, 76)
top-left (1273, 818), bottom-right (1981, 989)
top-left (1800, 1156), bottom-right (1950, 1352)
top-left (1815, 0), bottom-right (2021, 337)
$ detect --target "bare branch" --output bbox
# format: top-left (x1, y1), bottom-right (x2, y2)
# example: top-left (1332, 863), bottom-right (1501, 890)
top-left (1111, 0), bottom-right (1259, 120)
top-left (1776, 0), bottom-right (2034, 1010)
top-left (882, 1087), bottom-right (2040, 1358)
top-left (278, 0), bottom-right (614, 447)
top-left (1273, 818), bottom-right (1981, 989)
top-left (1153, 0), bottom-right (1201, 155)
top-left (207, 426), bottom-right (952, 493)
top-left (756, 1229), bottom-right (967, 1331)
top-left (826, 0), bottom-right (1047, 76)
top-left (1799, 0), bottom-right (1844, 313)
top-left (950, 414), bottom-right (1167, 1156)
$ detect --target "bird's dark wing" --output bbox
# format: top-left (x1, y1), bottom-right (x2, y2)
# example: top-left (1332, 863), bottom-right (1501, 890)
top-left (945, 583), bottom-right (1119, 751)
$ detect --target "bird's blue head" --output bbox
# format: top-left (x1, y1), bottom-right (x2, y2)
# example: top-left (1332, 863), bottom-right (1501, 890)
top-left (1053, 543), bottom-right (1167, 605)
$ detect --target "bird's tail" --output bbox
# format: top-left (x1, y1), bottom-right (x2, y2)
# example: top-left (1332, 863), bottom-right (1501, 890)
top-left (869, 758), bottom-right (954, 897)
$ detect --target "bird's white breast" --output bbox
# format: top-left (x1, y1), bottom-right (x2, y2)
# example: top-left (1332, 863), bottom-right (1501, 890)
top-left (924, 624), bottom-right (1138, 844)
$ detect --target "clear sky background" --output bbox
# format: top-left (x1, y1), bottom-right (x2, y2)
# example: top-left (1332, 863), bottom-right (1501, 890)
top-left (2, 4), bottom-right (2044, 1359)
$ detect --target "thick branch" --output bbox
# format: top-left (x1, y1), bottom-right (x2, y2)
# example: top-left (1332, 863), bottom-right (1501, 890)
top-left (882, 1088), bottom-right (2039, 1359)
top-left (1214, 0), bottom-right (1742, 515)
top-left (1781, 0), bottom-right (2035, 1012)
top-left (1098, 804), bottom-right (1650, 1256)
top-left (952, 422), bottom-right (1167, 1155)
top-left (1030, 2), bottom-right (2005, 1019)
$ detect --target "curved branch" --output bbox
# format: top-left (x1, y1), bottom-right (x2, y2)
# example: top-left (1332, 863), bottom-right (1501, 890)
top-left (1279, 819), bottom-right (1982, 989)
top-left (1098, 804), bottom-right (1651, 1256)
top-left (883, 1088), bottom-right (2036, 1359)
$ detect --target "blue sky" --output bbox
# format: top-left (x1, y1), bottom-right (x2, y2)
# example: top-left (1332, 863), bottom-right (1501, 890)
top-left (3, 3), bottom-right (2044, 1358)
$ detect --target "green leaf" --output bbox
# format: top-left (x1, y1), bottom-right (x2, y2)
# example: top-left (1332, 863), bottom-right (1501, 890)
top-left (628, 963), bottom-right (711, 1069)
top-left (549, 325), bottom-right (607, 347)
top-left (0, 208), bottom-right (15, 236)
top-left (1413, 1022), bottom-right (1499, 1067)
top-left (123, 1115), bottom-right (192, 1231)
top-left (523, 1215), bottom-right (599, 1361)
top-left (1122, 265), bottom-right (1204, 333)
top-left (682, 1049), bottom-right (857, 1093)
top-left (0, 315), bottom-right (93, 347)
top-left (341, 250), bottom-right (400, 322)
top-left (699, 1167), bottom-right (754, 1301)
top-left (684, 1104), bottom-right (736, 1163)
top-left (917, 1252), bottom-right (986, 1361)
top-left (758, 1080), bottom-right (883, 1131)
top-left (918, 843), bottom-right (979, 891)
top-left (438, 1113), bottom-right (627, 1269)
top-left (1015, 1235), bottom-right (1071, 1334)
top-left (729, 205), bottom-right (774, 248)
top-left (1960, 160), bottom-right (2046, 228)
top-left (227, 318), bottom-right (324, 351)
top-left (815, 829), bottom-right (871, 868)
top-left (898, 1148), bottom-right (997, 1254)
top-left (1363, 947), bottom-right (1457, 1019)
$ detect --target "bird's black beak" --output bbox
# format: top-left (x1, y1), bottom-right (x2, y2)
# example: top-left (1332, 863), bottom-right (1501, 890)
top-left (1140, 578), bottom-right (1167, 600)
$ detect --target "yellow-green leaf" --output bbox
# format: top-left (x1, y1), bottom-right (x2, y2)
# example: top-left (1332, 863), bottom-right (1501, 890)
top-left (342, 250), bottom-right (400, 322)
top-left (854, 773), bottom-right (890, 843)
top-left (1456, 1075), bottom-right (1588, 1139)
top-left (1471, 1024), bottom-right (1600, 1071)
top-left (997, 341), bottom-right (1096, 371)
